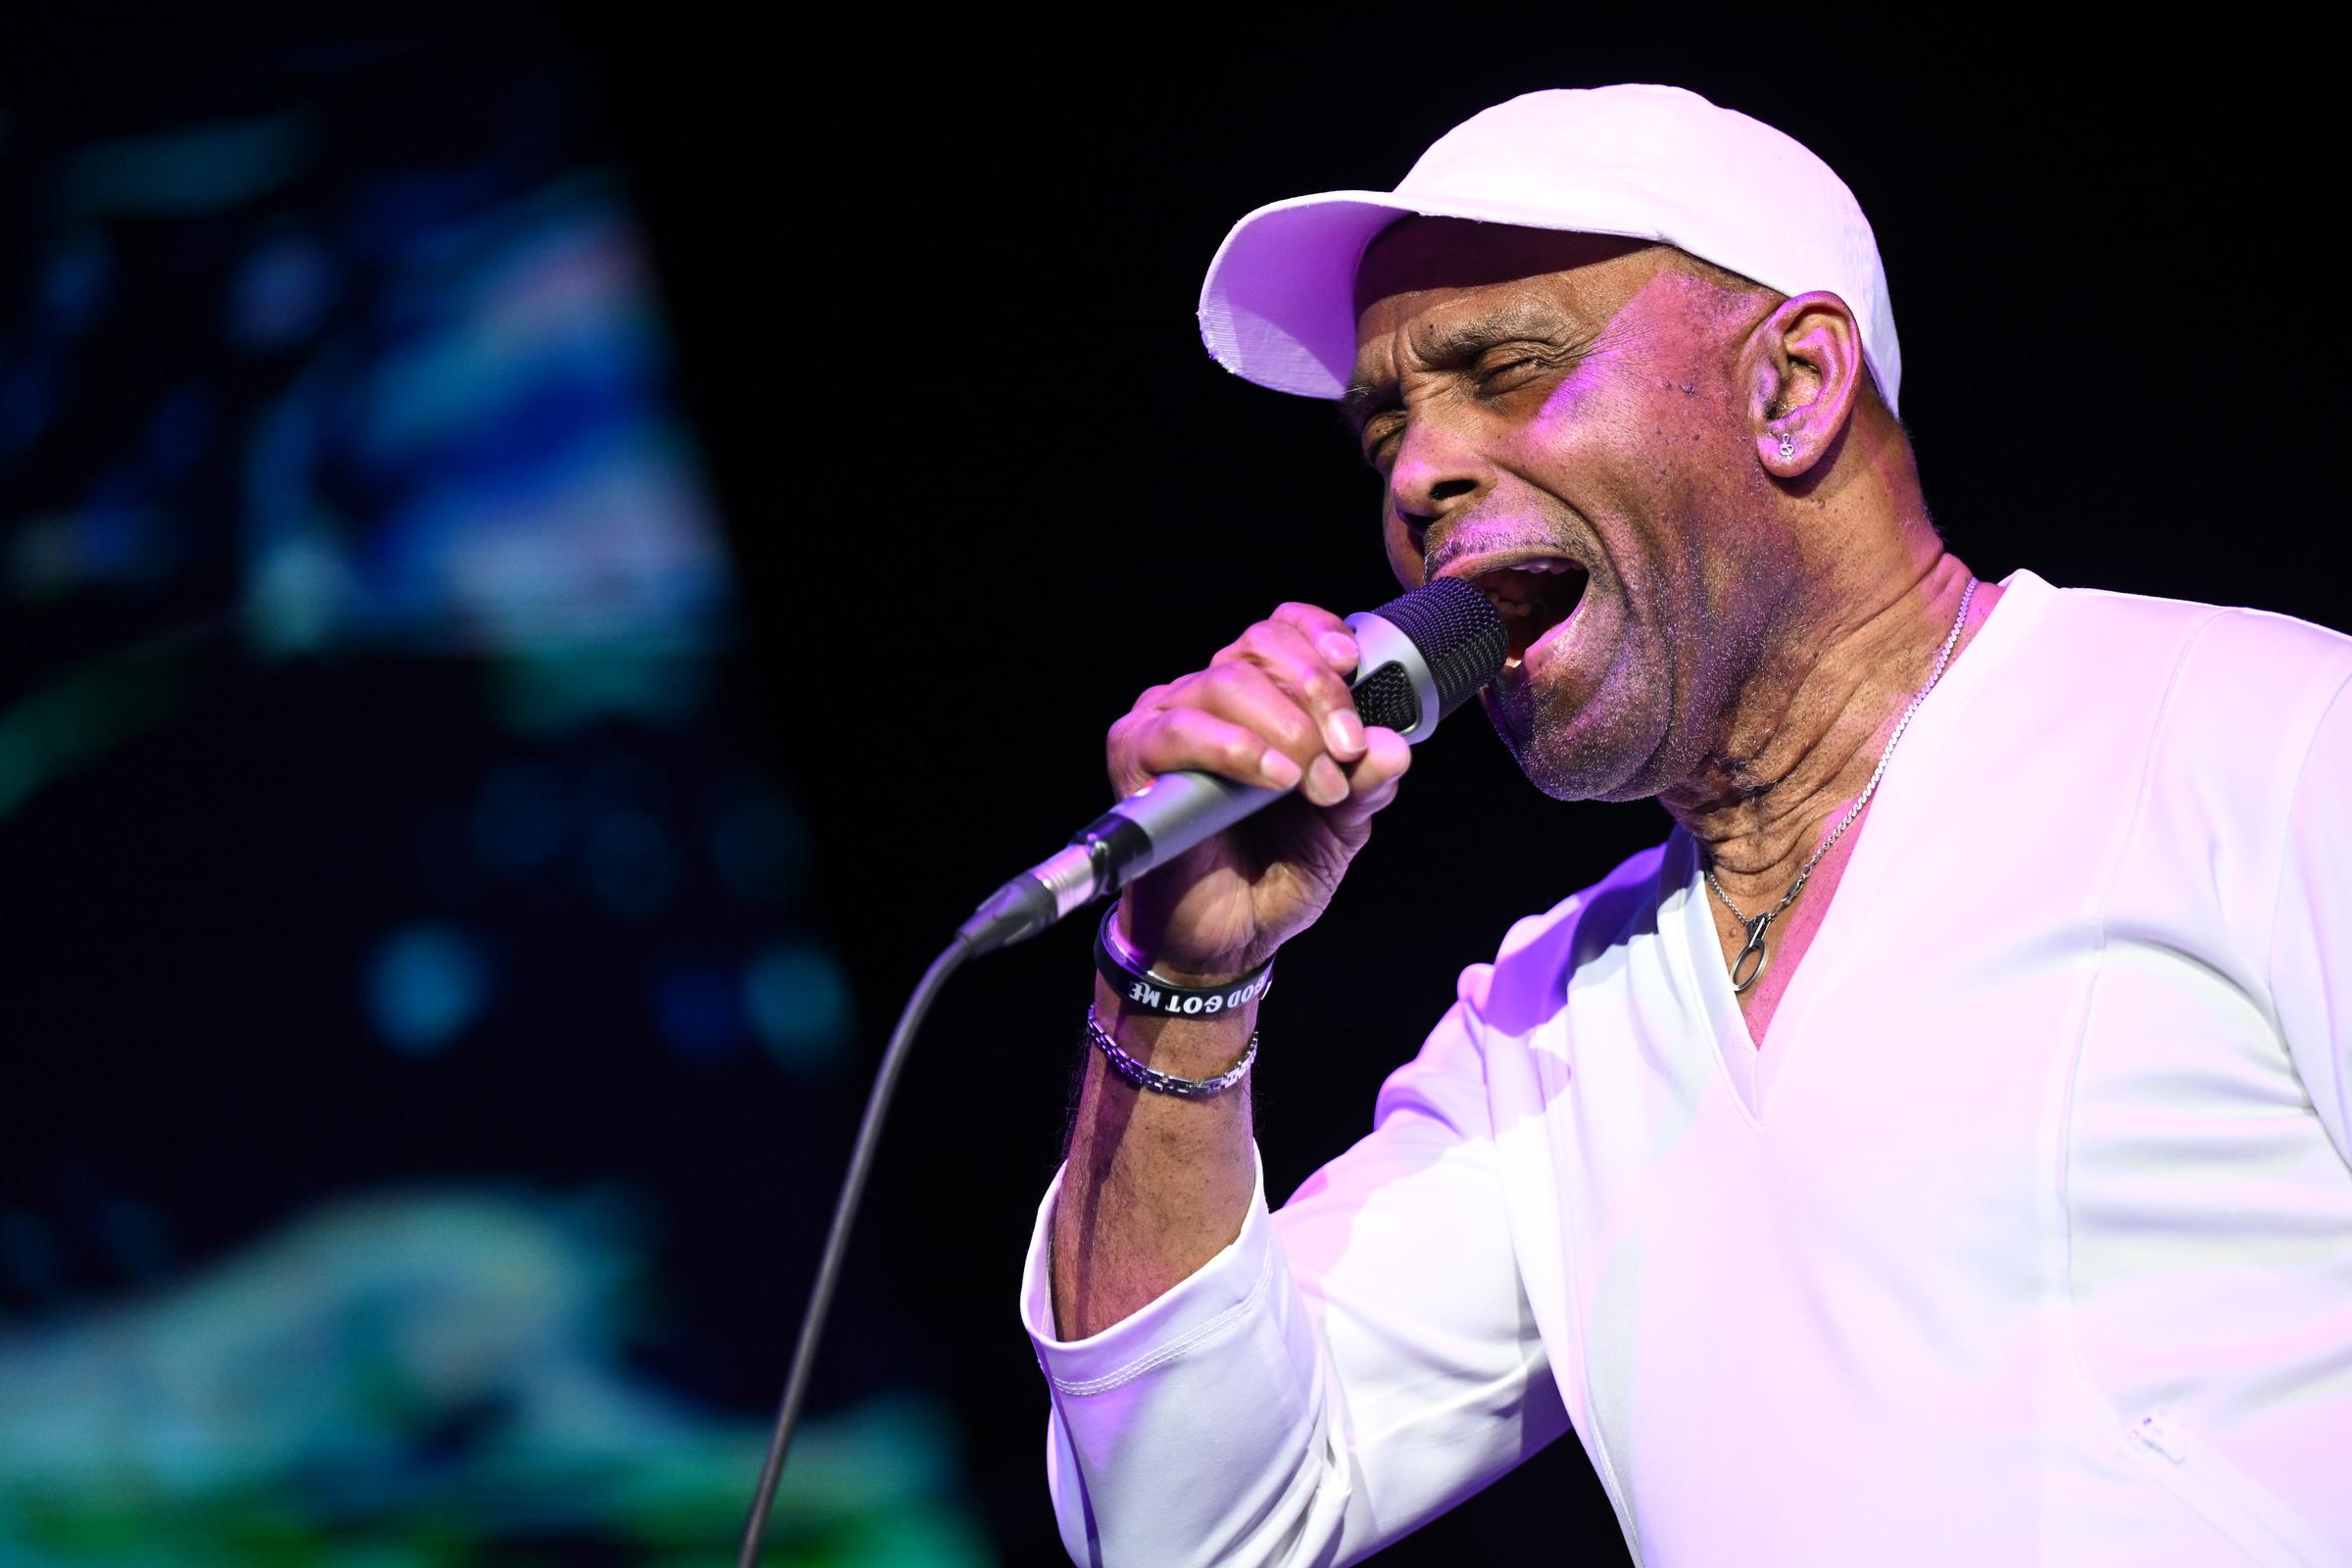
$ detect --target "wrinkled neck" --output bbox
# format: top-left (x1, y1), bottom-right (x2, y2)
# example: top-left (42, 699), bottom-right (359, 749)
top-left (1663, 547), bottom-right (1977, 903)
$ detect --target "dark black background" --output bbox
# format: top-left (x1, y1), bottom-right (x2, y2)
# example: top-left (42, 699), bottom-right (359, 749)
top-left (9, 10), bottom-right (2345, 1564)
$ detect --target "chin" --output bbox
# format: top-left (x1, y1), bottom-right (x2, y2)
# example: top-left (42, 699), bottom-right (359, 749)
top-left (1481, 660), bottom-right (1689, 805)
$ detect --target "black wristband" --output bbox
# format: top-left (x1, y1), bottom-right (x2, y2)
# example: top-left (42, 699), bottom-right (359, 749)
top-left (1092, 903), bottom-right (1274, 1019)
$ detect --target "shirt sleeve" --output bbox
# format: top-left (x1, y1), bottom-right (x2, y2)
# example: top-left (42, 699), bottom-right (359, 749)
top-left (2271, 669), bottom-right (2352, 1169)
top-left (1017, 997), bottom-right (1570, 1567)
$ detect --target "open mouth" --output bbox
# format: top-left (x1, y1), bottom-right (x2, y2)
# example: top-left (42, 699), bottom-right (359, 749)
top-left (1467, 559), bottom-right (1589, 670)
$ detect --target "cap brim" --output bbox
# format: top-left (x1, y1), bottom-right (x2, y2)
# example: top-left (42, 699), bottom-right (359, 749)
top-left (1197, 188), bottom-right (1667, 399)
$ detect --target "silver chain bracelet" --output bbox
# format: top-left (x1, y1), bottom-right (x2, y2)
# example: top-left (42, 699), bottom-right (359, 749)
top-left (1084, 1004), bottom-right (1257, 1098)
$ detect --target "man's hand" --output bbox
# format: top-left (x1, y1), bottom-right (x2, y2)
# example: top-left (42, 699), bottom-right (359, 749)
top-left (1107, 601), bottom-right (1415, 981)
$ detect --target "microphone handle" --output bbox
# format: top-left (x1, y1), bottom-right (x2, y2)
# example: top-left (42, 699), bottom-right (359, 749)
top-left (1102, 770), bottom-right (1282, 889)
top-left (956, 770), bottom-right (1275, 954)
top-left (956, 600), bottom-right (1461, 954)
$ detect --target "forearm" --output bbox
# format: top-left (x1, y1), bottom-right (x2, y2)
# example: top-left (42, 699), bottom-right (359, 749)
top-left (1025, 991), bottom-right (1568, 1567)
top-left (1051, 970), bottom-right (1259, 1340)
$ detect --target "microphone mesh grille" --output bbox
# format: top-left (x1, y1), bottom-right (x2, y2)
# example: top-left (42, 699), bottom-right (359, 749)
top-left (1368, 578), bottom-right (1508, 721)
top-left (1350, 662), bottom-right (1418, 732)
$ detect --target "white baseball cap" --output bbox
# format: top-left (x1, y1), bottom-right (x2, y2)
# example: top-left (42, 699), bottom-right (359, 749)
top-left (1197, 84), bottom-right (1902, 415)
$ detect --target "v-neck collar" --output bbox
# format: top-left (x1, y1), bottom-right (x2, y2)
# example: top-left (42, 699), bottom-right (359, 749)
top-left (1656, 569), bottom-right (2056, 1122)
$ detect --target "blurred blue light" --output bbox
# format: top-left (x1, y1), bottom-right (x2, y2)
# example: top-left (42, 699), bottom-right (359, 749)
top-left (471, 763), bottom-right (568, 880)
top-left (583, 808), bottom-right (676, 921)
top-left (39, 231), bottom-right (113, 334)
top-left (366, 924), bottom-right (490, 1055)
top-left (237, 177), bottom-right (734, 661)
top-left (0, 360), bottom-right (55, 462)
top-left (140, 386), bottom-right (217, 485)
top-left (651, 960), bottom-right (745, 1066)
top-left (744, 942), bottom-right (854, 1074)
top-left (244, 533), bottom-right (354, 655)
top-left (228, 227), bottom-right (338, 350)
top-left (706, 788), bottom-right (808, 906)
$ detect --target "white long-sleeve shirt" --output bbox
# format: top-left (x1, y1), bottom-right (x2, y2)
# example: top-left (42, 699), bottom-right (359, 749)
top-left (1019, 571), bottom-right (2352, 1566)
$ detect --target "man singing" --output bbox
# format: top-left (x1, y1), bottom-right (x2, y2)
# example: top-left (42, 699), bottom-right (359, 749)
top-left (1017, 85), bottom-right (2352, 1565)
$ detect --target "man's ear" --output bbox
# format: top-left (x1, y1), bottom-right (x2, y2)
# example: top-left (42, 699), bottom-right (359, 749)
top-left (1741, 291), bottom-right (1866, 479)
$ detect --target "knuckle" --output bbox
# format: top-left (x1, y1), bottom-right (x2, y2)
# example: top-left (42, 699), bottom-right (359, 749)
top-left (1163, 667), bottom-right (1224, 710)
top-left (1275, 600), bottom-right (1344, 631)
top-left (1131, 714), bottom-right (1190, 771)
top-left (1265, 704), bottom-right (1320, 756)
top-left (1178, 663), bottom-right (1237, 709)
top-left (1308, 668), bottom-right (1354, 708)
top-left (1110, 707), bottom-right (1153, 755)
top-left (1208, 660), bottom-right (1276, 707)
top-left (1244, 622), bottom-right (1318, 679)
top-left (1226, 673), bottom-right (1315, 750)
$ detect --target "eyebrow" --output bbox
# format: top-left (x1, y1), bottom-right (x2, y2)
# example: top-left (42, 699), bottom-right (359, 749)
top-left (1342, 303), bottom-right (1576, 428)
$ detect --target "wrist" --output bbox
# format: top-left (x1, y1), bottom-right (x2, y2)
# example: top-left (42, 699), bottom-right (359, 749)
top-left (1109, 902), bottom-right (1275, 989)
top-left (1097, 902), bottom-right (1275, 1019)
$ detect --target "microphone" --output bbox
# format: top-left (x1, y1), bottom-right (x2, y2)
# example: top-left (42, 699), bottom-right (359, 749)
top-left (959, 578), bottom-right (1507, 954)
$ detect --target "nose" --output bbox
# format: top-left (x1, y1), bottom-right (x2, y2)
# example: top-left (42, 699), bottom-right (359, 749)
top-left (1386, 416), bottom-right (1491, 562)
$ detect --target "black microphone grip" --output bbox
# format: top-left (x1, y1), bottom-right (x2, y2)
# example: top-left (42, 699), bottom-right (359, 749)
top-left (959, 579), bottom-right (1505, 954)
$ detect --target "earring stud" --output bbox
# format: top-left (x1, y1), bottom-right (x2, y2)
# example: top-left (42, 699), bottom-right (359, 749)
top-left (1777, 434), bottom-right (1796, 460)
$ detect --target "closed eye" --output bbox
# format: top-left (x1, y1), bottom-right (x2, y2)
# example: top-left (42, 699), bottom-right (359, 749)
top-left (1474, 350), bottom-right (1563, 396)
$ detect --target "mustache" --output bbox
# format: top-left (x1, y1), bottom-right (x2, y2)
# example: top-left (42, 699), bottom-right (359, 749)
top-left (1422, 517), bottom-right (1585, 580)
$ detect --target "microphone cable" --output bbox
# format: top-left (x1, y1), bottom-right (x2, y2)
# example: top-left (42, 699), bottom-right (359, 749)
top-left (734, 933), bottom-right (975, 1568)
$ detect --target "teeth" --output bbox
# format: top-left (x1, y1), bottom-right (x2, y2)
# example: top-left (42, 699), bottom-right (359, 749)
top-left (1509, 560), bottom-right (1577, 574)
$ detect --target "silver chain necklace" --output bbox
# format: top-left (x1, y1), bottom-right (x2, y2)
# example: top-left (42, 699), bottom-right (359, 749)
top-left (1705, 578), bottom-right (1976, 995)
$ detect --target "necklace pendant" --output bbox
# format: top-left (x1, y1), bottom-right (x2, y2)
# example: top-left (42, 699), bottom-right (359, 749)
top-left (1731, 909), bottom-right (1773, 994)
top-left (1701, 579), bottom-right (1974, 1003)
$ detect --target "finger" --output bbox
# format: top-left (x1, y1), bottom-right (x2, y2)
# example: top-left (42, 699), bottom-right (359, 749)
top-left (1163, 661), bottom-right (1330, 778)
top-left (1323, 725), bottom-right (1412, 827)
top-left (1210, 617), bottom-right (1367, 763)
top-left (1114, 704), bottom-right (1306, 800)
top-left (1269, 602), bottom-right (1360, 678)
